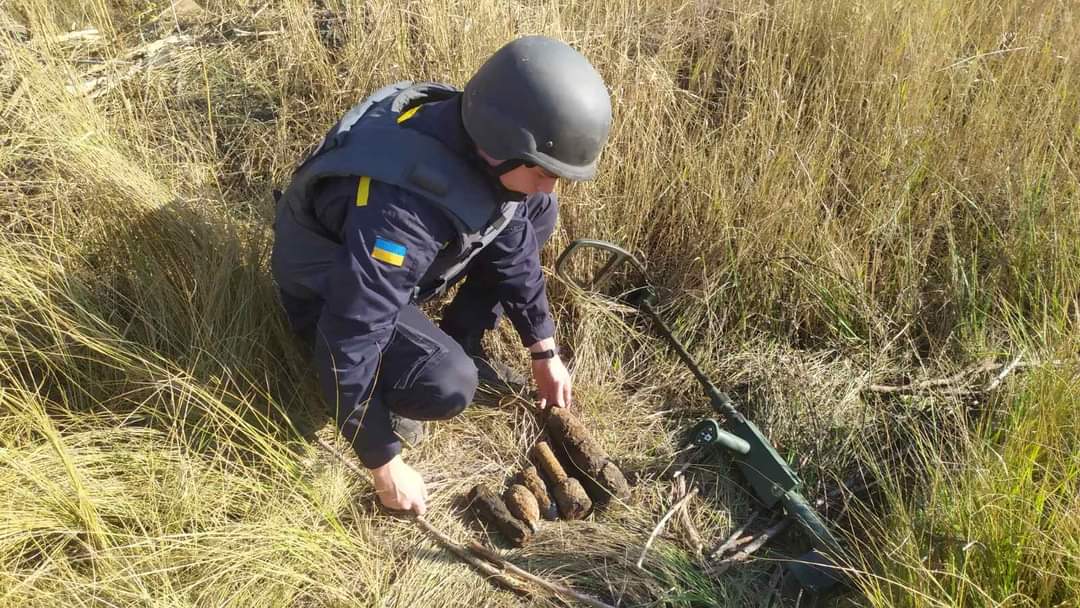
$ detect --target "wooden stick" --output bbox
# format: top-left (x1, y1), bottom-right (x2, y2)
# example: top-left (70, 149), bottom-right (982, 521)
top-left (415, 517), bottom-right (530, 595)
top-left (229, 27), bottom-right (286, 39)
top-left (636, 486), bottom-right (699, 570)
top-left (984, 354), bottom-right (1024, 392)
top-left (64, 33), bottom-right (193, 97)
top-left (317, 438), bottom-right (612, 604)
top-left (467, 542), bottom-right (619, 608)
top-left (315, 438), bottom-right (530, 594)
top-left (709, 509), bottom-right (763, 560)
top-left (43, 28), bottom-right (102, 44)
top-left (707, 472), bottom-right (872, 573)
top-left (867, 358), bottom-right (998, 394)
top-left (669, 445), bottom-right (706, 480)
top-left (709, 517), bottom-right (793, 575)
top-left (672, 477), bottom-right (703, 556)
top-left (867, 356), bottom-right (1071, 396)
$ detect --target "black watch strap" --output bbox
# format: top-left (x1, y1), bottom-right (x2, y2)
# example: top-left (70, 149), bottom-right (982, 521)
top-left (529, 348), bottom-right (558, 361)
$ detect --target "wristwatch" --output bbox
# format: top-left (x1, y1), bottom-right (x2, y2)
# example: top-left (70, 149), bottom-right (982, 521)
top-left (529, 348), bottom-right (558, 361)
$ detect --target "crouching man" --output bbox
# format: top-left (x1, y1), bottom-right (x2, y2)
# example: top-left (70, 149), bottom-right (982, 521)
top-left (270, 36), bottom-right (612, 514)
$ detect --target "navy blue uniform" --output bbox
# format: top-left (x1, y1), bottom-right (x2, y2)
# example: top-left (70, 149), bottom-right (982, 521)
top-left (278, 95), bottom-right (558, 468)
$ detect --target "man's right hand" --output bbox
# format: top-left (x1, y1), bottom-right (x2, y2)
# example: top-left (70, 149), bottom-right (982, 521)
top-left (371, 455), bottom-right (427, 514)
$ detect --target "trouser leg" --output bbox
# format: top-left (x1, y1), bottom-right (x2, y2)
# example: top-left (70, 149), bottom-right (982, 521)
top-left (378, 305), bottom-right (479, 420)
top-left (277, 288), bottom-right (322, 350)
top-left (330, 305), bottom-right (478, 466)
top-left (303, 302), bottom-right (478, 468)
top-left (440, 192), bottom-right (559, 338)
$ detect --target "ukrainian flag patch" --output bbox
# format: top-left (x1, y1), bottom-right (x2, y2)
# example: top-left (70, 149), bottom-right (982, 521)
top-left (371, 237), bottom-right (407, 267)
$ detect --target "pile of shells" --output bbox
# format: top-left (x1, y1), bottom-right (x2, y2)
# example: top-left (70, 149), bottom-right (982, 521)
top-left (470, 408), bottom-right (631, 547)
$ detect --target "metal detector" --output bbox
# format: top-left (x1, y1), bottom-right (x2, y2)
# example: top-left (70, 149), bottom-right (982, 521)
top-left (555, 239), bottom-right (846, 593)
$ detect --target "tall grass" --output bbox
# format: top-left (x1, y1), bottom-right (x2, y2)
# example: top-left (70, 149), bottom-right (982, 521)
top-left (851, 365), bottom-right (1078, 607)
top-left (1, 0), bottom-right (1077, 606)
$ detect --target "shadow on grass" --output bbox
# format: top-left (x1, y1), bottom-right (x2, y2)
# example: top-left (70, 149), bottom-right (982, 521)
top-left (2, 195), bottom-right (334, 464)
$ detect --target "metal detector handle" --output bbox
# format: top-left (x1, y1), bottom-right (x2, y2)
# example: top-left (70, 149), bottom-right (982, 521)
top-left (689, 419), bottom-right (751, 454)
top-left (555, 239), bottom-right (648, 292)
top-left (782, 490), bottom-right (844, 557)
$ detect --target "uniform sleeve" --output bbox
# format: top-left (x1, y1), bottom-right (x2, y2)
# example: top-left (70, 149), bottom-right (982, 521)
top-left (472, 200), bottom-right (557, 347)
top-left (313, 176), bottom-right (453, 468)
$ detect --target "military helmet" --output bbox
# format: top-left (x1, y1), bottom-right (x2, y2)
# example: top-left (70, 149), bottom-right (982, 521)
top-left (462, 36), bottom-right (612, 181)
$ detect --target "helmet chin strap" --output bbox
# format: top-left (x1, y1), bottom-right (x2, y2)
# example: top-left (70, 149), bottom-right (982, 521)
top-left (473, 144), bottom-right (526, 177)
top-left (472, 147), bottom-right (529, 197)
top-left (487, 158), bottom-right (526, 177)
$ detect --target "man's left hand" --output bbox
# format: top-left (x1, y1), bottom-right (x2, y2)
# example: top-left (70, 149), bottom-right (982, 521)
top-left (532, 355), bottom-right (572, 409)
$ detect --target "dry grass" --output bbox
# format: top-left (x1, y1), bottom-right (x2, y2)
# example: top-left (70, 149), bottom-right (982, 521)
top-left (1, 0), bottom-right (1077, 606)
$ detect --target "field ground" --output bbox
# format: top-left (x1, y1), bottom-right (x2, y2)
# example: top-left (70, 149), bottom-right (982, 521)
top-left (0, 1), bottom-right (1077, 607)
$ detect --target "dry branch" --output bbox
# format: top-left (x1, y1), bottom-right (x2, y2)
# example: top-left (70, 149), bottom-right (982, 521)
top-left (984, 354), bottom-right (1024, 392)
top-left (414, 517), bottom-right (530, 594)
top-left (672, 477), bottom-right (704, 556)
top-left (47, 28), bottom-right (103, 44)
top-left (708, 516), bottom-right (792, 576)
top-left (316, 438), bottom-right (610, 604)
top-left (467, 542), bottom-right (619, 608)
top-left (64, 33), bottom-right (194, 98)
top-left (636, 486), bottom-right (699, 570)
top-left (316, 439), bottom-right (530, 593)
top-left (708, 510), bottom-right (764, 560)
top-left (866, 356), bottom-right (1069, 396)
top-left (867, 358), bottom-right (998, 394)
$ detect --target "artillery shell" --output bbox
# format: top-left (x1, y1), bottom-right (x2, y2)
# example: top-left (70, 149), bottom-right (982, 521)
top-left (546, 407), bottom-right (631, 503)
top-left (546, 408), bottom-right (606, 472)
top-left (596, 461), bottom-right (632, 502)
top-left (503, 484), bottom-right (540, 532)
top-left (469, 485), bottom-right (532, 547)
top-left (530, 441), bottom-right (567, 484)
top-left (552, 477), bottom-right (592, 520)
top-left (519, 465), bottom-right (558, 521)
top-left (532, 440), bottom-right (593, 519)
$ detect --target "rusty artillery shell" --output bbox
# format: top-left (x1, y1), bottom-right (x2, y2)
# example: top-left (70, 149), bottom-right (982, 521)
top-left (552, 477), bottom-right (591, 520)
top-left (504, 484), bottom-right (540, 532)
top-left (596, 460), bottom-right (631, 501)
top-left (531, 441), bottom-right (566, 483)
top-left (531, 441), bottom-right (592, 520)
top-left (469, 485), bottom-right (532, 547)
top-left (519, 465), bottom-right (558, 521)
top-left (545, 407), bottom-right (631, 503)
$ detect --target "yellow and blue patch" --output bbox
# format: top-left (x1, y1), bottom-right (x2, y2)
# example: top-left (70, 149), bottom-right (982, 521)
top-left (371, 237), bottom-right (407, 267)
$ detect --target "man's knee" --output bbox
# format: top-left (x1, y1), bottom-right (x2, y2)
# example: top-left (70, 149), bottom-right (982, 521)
top-left (386, 349), bottom-right (478, 420)
top-left (431, 351), bottom-right (479, 418)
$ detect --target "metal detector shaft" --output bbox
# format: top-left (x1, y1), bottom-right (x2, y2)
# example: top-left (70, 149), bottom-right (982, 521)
top-left (631, 295), bottom-right (803, 508)
top-left (635, 297), bottom-right (738, 418)
top-left (641, 295), bottom-right (845, 564)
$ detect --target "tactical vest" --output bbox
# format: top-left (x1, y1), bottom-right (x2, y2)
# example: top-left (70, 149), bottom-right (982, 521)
top-left (271, 81), bottom-right (521, 303)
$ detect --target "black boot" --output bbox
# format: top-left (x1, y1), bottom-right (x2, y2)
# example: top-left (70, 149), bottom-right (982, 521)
top-left (448, 329), bottom-right (528, 395)
top-left (389, 413), bottom-right (425, 447)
